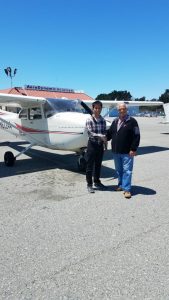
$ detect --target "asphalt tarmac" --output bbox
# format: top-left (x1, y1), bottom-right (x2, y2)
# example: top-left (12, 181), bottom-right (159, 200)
top-left (0, 117), bottom-right (169, 300)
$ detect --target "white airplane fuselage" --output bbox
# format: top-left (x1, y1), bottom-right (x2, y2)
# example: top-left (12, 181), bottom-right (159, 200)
top-left (0, 110), bottom-right (89, 152)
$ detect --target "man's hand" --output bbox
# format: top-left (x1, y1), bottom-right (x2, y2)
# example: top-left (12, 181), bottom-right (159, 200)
top-left (129, 150), bottom-right (137, 156)
top-left (100, 135), bottom-right (107, 143)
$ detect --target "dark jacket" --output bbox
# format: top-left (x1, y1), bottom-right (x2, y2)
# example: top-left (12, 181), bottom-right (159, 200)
top-left (106, 116), bottom-right (140, 154)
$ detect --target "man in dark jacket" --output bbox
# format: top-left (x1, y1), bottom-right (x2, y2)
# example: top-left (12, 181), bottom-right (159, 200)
top-left (107, 103), bottom-right (140, 198)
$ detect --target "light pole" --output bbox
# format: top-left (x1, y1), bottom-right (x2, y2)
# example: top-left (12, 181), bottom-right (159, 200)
top-left (4, 67), bottom-right (17, 88)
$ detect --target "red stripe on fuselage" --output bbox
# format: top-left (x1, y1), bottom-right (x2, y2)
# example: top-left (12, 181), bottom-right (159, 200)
top-left (15, 123), bottom-right (82, 134)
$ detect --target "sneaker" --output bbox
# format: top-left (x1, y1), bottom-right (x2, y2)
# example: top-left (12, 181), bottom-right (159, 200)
top-left (87, 186), bottom-right (95, 193)
top-left (94, 182), bottom-right (106, 190)
top-left (115, 186), bottom-right (123, 191)
top-left (124, 191), bottom-right (131, 198)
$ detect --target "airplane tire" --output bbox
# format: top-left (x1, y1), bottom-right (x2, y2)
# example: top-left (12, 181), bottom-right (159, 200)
top-left (4, 151), bottom-right (15, 167)
top-left (77, 157), bottom-right (86, 172)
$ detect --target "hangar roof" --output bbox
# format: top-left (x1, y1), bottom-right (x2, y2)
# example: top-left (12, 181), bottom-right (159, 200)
top-left (0, 86), bottom-right (94, 101)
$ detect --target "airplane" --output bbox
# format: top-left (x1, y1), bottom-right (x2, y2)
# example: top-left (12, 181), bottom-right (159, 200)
top-left (0, 93), bottom-right (164, 171)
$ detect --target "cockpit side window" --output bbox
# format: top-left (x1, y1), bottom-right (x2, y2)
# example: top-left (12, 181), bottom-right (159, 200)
top-left (29, 107), bottom-right (42, 119)
top-left (19, 107), bottom-right (42, 120)
top-left (19, 108), bottom-right (28, 119)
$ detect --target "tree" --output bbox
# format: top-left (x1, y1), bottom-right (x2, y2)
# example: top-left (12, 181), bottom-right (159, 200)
top-left (95, 93), bottom-right (109, 100)
top-left (135, 97), bottom-right (146, 101)
top-left (159, 89), bottom-right (169, 104)
top-left (96, 90), bottom-right (132, 101)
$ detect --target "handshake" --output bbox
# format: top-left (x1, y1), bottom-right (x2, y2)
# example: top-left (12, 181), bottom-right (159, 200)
top-left (98, 134), bottom-right (108, 150)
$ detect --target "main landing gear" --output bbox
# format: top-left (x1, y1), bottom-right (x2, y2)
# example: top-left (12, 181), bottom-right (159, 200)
top-left (4, 143), bottom-right (34, 167)
top-left (4, 151), bottom-right (15, 166)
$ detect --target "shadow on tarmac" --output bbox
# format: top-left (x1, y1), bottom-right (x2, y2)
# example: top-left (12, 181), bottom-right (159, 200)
top-left (92, 185), bottom-right (156, 195)
top-left (104, 145), bottom-right (169, 160)
top-left (0, 141), bottom-right (114, 179)
top-left (132, 185), bottom-right (156, 196)
top-left (137, 145), bottom-right (169, 155)
top-left (0, 141), bottom-right (168, 179)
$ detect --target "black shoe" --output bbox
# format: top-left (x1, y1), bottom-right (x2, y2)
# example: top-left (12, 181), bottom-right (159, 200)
top-left (87, 186), bottom-right (95, 193)
top-left (94, 182), bottom-right (106, 190)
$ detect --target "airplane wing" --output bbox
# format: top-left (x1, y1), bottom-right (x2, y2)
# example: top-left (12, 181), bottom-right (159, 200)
top-left (83, 99), bottom-right (164, 108)
top-left (0, 93), bottom-right (46, 108)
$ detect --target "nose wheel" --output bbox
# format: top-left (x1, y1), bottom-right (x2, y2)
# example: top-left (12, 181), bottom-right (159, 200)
top-left (4, 151), bottom-right (16, 166)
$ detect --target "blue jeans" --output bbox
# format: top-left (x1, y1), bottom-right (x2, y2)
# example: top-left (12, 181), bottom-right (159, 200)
top-left (113, 153), bottom-right (134, 192)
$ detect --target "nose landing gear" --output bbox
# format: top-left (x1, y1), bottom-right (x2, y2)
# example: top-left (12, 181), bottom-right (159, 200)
top-left (77, 156), bottom-right (86, 172)
top-left (77, 149), bottom-right (87, 172)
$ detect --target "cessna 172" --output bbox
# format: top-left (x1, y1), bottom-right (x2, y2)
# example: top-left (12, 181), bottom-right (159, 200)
top-left (0, 93), bottom-right (164, 171)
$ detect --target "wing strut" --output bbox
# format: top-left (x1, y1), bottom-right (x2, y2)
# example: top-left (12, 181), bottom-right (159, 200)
top-left (15, 143), bottom-right (34, 158)
top-left (4, 143), bottom-right (35, 166)
top-left (0, 116), bottom-right (37, 166)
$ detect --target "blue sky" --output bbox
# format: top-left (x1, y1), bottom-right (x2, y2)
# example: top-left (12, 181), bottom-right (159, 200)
top-left (0, 0), bottom-right (169, 99)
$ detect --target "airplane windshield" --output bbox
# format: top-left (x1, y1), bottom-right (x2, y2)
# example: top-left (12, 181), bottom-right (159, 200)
top-left (44, 98), bottom-right (91, 118)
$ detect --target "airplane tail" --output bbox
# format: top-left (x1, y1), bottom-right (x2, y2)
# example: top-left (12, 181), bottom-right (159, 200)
top-left (163, 103), bottom-right (169, 123)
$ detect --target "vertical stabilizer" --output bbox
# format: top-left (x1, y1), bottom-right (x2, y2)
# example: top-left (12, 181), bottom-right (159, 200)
top-left (163, 103), bottom-right (169, 123)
